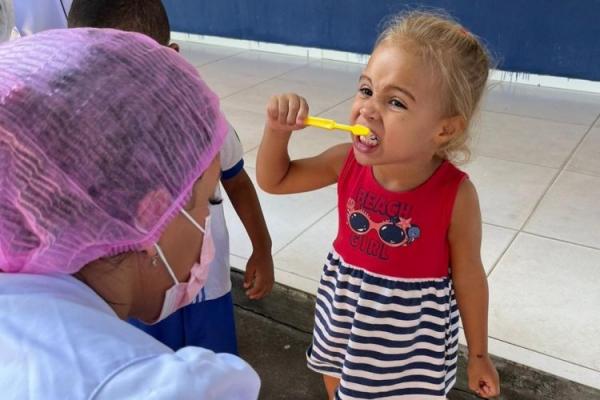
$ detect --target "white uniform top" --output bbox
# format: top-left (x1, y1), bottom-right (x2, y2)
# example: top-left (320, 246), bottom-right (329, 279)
top-left (197, 122), bottom-right (244, 302)
top-left (0, 273), bottom-right (260, 399)
top-left (13, 0), bottom-right (71, 36)
top-left (0, 0), bottom-right (15, 42)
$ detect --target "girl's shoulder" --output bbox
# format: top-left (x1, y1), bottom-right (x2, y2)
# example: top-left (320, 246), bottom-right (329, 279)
top-left (426, 161), bottom-right (472, 230)
top-left (453, 175), bottom-right (478, 210)
top-left (448, 169), bottom-right (480, 234)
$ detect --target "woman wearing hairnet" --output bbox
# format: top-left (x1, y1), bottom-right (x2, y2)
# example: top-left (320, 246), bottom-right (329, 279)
top-left (0, 28), bottom-right (260, 399)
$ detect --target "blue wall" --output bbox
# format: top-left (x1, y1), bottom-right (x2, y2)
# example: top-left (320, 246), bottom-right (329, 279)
top-left (164, 0), bottom-right (600, 81)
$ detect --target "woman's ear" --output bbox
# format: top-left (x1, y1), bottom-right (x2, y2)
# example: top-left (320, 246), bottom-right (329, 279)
top-left (142, 245), bottom-right (157, 258)
top-left (168, 42), bottom-right (180, 53)
top-left (139, 246), bottom-right (160, 270)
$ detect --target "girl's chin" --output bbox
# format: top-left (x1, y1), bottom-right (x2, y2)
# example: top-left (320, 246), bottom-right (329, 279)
top-left (352, 146), bottom-right (378, 166)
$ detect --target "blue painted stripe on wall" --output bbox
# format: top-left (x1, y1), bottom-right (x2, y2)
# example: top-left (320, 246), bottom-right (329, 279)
top-left (163, 0), bottom-right (600, 81)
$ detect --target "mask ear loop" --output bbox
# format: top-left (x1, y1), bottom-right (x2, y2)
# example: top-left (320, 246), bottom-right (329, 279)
top-left (180, 209), bottom-right (206, 233)
top-left (153, 243), bottom-right (179, 284)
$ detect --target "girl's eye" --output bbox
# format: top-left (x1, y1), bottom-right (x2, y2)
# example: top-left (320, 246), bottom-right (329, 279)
top-left (390, 98), bottom-right (407, 109)
top-left (359, 87), bottom-right (372, 97)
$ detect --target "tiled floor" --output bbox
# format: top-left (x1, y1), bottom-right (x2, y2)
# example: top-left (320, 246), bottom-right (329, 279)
top-left (179, 40), bottom-right (600, 390)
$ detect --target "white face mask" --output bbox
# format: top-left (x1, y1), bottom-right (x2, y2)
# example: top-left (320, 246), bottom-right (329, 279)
top-left (148, 209), bottom-right (215, 324)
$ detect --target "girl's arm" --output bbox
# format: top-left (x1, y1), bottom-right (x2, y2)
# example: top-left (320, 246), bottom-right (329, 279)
top-left (449, 179), bottom-right (500, 398)
top-left (256, 93), bottom-right (350, 194)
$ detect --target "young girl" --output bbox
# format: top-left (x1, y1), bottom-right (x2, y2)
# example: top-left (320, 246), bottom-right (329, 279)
top-left (257, 11), bottom-right (499, 400)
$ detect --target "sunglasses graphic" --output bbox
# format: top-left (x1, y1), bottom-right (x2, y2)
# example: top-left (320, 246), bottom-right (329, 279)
top-left (347, 199), bottom-right (420, 247)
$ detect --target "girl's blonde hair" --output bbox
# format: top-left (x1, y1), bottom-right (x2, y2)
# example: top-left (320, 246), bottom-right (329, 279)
top-left (376, 10), bottom-right (492, 162)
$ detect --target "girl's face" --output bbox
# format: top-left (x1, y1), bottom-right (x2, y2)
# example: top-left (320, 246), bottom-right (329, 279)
top-left (349, 42), bottom-right (455, 167)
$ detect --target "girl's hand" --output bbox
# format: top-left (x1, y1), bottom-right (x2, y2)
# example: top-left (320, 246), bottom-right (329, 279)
top-left (467, 354), bottom-right (500, 398)
top-left (265, 93), bottom-right (309, 133)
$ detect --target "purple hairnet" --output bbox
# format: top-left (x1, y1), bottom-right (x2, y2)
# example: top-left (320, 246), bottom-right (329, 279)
top-left (0, 28), bottom-right (227, 274)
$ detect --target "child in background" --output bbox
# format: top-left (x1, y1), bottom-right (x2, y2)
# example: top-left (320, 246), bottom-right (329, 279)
top-left (257, 10), bottom-right (499, 400)
top-left (68, 0), bottom-right (274, 354)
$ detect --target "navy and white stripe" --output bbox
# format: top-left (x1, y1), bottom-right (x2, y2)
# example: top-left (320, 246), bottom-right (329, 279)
top-left (307, 251), bottom-right (459, 399)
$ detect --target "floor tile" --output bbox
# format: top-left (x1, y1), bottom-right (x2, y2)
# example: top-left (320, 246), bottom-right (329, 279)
top-left (230, 254), bottom-right (249, 271)
top-left (472, 111), bottom-right (588, 168)
top-left (243, 125), bottom-right (351, 170)
top-left (178, 41), bottom-right (244, 67)
top-left (484, 82), bottom-right (600, 126)
top-left (273, 209), bottom-right (338, 281)
top-left (458, 329), bottom-right (600, 390)
top-left (273, 269), bottom-right (320, 294)
top-left (198, 51), bottom-right (308, 98)
top-left (318, 98), bottom-right (355, 122)
top-left (221, 77), bottom-right (353, 116)
top-left (525, 171), bottom-right (600, 248)
top-left (487, 233), bottom-right (600, 371)
top-left (221, 105), bottom-right (265, 154)
top-left (481, 224), bottom-right (516, 274)
top-left (223, 168), bottom-right (337, 259)
top-left (278, 59), bottom-right (363, 94)
top-left (462, 156), bottom-right (557, 229)
top-left (567, 127), bottom-right (600, 177)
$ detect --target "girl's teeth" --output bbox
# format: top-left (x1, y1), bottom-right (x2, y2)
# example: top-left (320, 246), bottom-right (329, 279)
top-left (359, 133), bottom-right (379, 146)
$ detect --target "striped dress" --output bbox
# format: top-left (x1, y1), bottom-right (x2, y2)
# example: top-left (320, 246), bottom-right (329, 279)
top-left (307, 152), bottom-right (466, 399)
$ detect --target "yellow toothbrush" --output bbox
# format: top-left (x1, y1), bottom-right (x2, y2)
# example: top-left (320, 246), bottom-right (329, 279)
top-left (304, 116), bottom-right (370, 136)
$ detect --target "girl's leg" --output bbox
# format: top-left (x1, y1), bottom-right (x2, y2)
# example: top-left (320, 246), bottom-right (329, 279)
top-left (323, 374), bottom-right (340, 400)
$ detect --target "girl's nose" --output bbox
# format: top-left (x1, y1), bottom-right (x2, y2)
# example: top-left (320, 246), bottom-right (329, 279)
top-left (360, 102), bottom-right (378, 121)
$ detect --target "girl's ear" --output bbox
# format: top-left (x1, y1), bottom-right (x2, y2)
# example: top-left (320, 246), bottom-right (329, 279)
top-left (168, 42), bottom-right (180, 53)
top-left (435, 115), bottom-right (466, 146)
